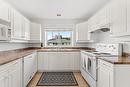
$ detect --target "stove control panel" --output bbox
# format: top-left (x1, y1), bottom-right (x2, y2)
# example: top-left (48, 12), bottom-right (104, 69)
top-left (96, 43), bottom-right (122, 56)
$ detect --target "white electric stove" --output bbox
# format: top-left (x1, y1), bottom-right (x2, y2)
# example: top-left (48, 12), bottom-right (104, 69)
top-left (80, 43), bottom-right (122, 87)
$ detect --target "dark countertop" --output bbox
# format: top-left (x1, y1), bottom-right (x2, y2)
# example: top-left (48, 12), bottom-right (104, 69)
top-left (0, 48), bottom-right (37, 65)
top-left (0, 47), bottom-right (92, 65)
top-left (0, 47), bottom-right (130, 65)
top-left (98, 56), bottom-right (130, 64)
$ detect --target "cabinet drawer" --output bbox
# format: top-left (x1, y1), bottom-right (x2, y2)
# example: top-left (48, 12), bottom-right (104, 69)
top-left (98, 59), bottom-right (114, 71)
top-left (0, 59), bottom-right (21, 71)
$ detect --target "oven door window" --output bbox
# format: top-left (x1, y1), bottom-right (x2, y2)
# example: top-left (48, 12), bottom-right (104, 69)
top-left (87, 58), bottom-right (92, 73)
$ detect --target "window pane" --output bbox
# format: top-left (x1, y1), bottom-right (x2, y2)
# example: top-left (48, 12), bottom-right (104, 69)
top-left (46, 31), bottom-right (72, 46)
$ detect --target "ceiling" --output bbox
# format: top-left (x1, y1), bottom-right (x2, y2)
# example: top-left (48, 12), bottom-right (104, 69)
top-left (5, 0), bottom-right (109, 20)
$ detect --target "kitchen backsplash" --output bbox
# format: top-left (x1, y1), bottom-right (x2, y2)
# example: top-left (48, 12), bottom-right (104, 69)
top-left (0, 43), bottom-right (30, 51)
top-left (87, 30), bottom-right (130, 53)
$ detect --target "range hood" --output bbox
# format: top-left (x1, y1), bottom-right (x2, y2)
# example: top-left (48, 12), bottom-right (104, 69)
top-left (100, 28), bottom-right (110, 32)
top-left (99, 23), bottom-right (110, 32)
top-left (90, 23), bottom-right (111, 33)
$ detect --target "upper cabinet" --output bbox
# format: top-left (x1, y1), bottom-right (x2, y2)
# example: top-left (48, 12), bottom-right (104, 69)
top-left (10, 7), bottom-right (30, 41)
top-left (87, 0), bottom-right (130, 37)
top-left (110, 0), bottom-right (128, 37)
top-left (21, 16), bottom-right (30, 40)
top-left (11, 9), bottom-right (22, 39)
top-left (24, 18), bottom-right (30, 40)
top-left (0, 0), bottom-right (31, 41)
top-left (88, 3), bottom-right (110, 33)
top-left (76, 21), bottom-right (91, 43)
top-left (0, 0), bottom-right (10, 22)
top-left (97, 3), bottom-right (110, 28)
top-left (30, 22), bottom-right (41, 43)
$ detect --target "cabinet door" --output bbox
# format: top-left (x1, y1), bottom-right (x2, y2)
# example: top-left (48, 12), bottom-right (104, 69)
top-left (9, 69), bottom-right (21, 87)
top-left (9, 59), bottom-right (22, 87)
top-left (38, 52), bottom-right (49, 71)
top-left (0, 0), bottom-right (10, 22)
top-left (24, 18), bottom-right (30, 40)
top-left (76, 22), bottom-right (90, 42)
top-left (30, 22), bottom-right (41, 41)
top-left (59, 52), bottom-right (74, 71)
top-left (98, 59), bottom-right (114, 87)
top-left (0, 71), bottom-right (8, 87)
top-left (48, 52), bottom-right (60, 71)
top-left (32, 53), bottom-right (37, 74)
top-left (110, 0), bottom-right (127, 36)
top-left (73, 52), bottom-right (80, 70)
top-left (12, 9), bottom-right (22, 39)
top-left (98, 67), bottom-right (110, 87)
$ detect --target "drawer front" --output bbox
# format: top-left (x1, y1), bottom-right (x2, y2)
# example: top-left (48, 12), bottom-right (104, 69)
top-left (0, 59), bottom-right (21, 72)
top-left (98, 59), bottom-right (114, 71)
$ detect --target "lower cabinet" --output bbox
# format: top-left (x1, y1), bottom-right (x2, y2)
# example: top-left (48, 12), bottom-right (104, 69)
top-left (0, 70), bottom-right (8, 87)
top-left (98, 59), bottom-right (114, 87)
top-left (0, 59), bottom-right (22, 87)
top-left (23, 52), bottom-right (37, 87)
top-left (98, 59), bottom-right (130, 87)
top-left (38, 52), bottom-right (80, 72)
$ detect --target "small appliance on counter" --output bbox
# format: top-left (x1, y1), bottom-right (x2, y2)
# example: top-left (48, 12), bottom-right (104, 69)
top-left (80, 43), bottom-right (122, 87)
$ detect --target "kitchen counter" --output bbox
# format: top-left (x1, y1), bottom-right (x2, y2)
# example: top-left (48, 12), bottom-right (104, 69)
top-left (1, 47), bottom-right (130, 65)
top-left (99, 56), bottom-right (130, 64)
top-left (38, 49), bottom-right (87, 52)
top-left (0, 48), bottom-right (38, 65)
top-left (0, 47), bottom-right (92, 65)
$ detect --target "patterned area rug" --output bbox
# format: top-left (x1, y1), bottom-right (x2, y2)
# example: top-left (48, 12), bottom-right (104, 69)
top-left (37, 72), bottom-right (78, 86)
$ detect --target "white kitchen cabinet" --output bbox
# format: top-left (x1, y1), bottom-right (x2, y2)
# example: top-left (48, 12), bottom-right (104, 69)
top-left (98, 59), bottom-right (130, 87)
top-left (76, 22), bottom-right (91, 43)
top-left (0, 59), bottom-right (22, 87)
top-left (30, 22), bottom-right (41, 43)
top-left (38, 52), bottom-right (80, 72)
top-left (9, 5), bottom-right (30, 41)
top-left (48, 52), bottom-right (61, 71)
top-left (24, 18), bottom-right (30, 40)
top-left (38, 52), bottom-right (49, 71)
top-left (110, 0), bottom-right (127, 37)
top-left (21, 17), bottom-right (30, 40)
top-left (0, 0), bottom-right (10, 22)
top-left (11, 9), bottom-right (22, 39)
top-left (97, 3), bottom-right (110, 28)
top-left (98, 59), bottom-right (113, 87)
top-left (87, 13), bottom-right (100, 32)
top-left (87, 2), bottom-right (111, 33)
top-left (9, 59), bottom-right (22, 87)
top-left (0, 70), bottom-right (8, 87)
top-left (24, 53), bottom-right (37, 87)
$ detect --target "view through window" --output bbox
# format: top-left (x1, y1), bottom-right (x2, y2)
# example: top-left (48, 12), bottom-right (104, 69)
top-left (45, 31), bottom-right (72, 46)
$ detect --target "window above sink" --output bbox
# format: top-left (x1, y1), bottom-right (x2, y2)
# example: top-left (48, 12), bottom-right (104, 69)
top-left (45, 30), bottom-right (73, 47)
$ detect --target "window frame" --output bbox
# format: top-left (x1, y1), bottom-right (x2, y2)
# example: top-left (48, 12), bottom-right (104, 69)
top-left (44, 30), bottom-right (73, 47)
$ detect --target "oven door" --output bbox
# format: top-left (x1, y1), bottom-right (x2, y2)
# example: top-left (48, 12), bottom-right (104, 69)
top-left (86, 56), bottom-right (97, 80)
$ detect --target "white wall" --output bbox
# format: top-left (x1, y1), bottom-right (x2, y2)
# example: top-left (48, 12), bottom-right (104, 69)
top-left (30, 19), bottom-right (88, 47)
top-left (87, 30), bottom-right (130, 53)
top-left (0, 43), bottom-right (30, 51)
